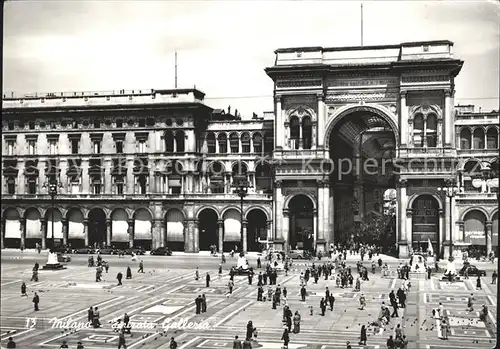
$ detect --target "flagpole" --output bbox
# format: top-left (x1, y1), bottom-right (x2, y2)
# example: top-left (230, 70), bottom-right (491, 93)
top-left (175, 51), bottom-right (178, 88)
top-left (361, 3), bottom-right (364, 46)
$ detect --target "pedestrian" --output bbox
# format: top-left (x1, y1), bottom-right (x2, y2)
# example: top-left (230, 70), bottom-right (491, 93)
top-left (328, 294), bottom-right (335, 311)
top-left (281, 327), bottom-right (290, 349)
top-left (292, 311), bottom-right (301, 333)
top-left (195, 295), bottom-right (201, 314)
top-left (401, 335), bottom-right (408, 349)
top-left (169, 337), bottom-right (178, 349)
top-left (76, 341), bottom-right (84, 349)
top-left (104, 261), bottom-right (109, 273)
top-left (246, 321), bottom-right (254, 341)
top-left (201, 294), bottom-right (207, 313)
top-left (359, 293), bottom-right (366, 310)
top-left (441, 319), bottom-right (449, 340)
top-left (59, 340), bottom-right (69, 348)
top-left (33, 292), bottom-right (39, 311)
top-left (233, 335), bottom-right (242, 349)
top-left (467, 293), bottom-right (474, 311)
top-left (195, 267), bottom-right (199, 281)
top-left (117, 272), bottom-right (123, 285)
top-left (257, 257), bottom-right (261, 268)
top-left (228, 279), bottom-right (234, 294)
top-left (118, 330), bottom-right (127, 349)
top-left (6, 337), bottom-right (16, 348)
top-left (206, 272), bottom-right (211, 287)
top-left (320, 297), bottom-right (326, 316)
top-left (386, 335), bottom-right (395, 349)
top-left (476, 276), bottom-right (482, 290)
top-left (137, 260), bottom-right (144, 273)
top-left (218, 264), bottom-right (223, 277)
top-left (21, 281), bottom-right (27, 297)
top-left (492, 270), bottom-right (497, 284)
top-left (93, 307), bottom-right (101, 328)
top-left (395, 324), bottom-right (402, 339)
top-left (242, 337), bottom-right (252, 349)
top-left (126, 266), bottom-right (132, 279)
top-left (300, 285), bottom-right (307, 302)
top-left (88, 306), bottom-right (94, 323)
top-left (359, 325), bottom-right (367, 345)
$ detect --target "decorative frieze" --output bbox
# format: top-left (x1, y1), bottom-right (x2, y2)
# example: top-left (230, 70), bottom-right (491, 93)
top-left (402, 75), bottom-right (450, 83)
top-left (276, 79), bottom-right (323, 88)
top-left (283, 95), bottom-right (317, 112)
top-left (327, 78), bottom-right (399, 87)
top-left (325, 92), bottom-right (398, 102)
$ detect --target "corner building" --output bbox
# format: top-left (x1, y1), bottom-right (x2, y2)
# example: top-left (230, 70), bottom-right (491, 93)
top-left (2, 40), bottom-right (498, 258)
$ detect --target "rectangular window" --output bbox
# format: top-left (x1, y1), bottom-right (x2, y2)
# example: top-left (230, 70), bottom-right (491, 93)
top-left (29, 122), bottom-right (35, 130)
top-left (116, 141), bottom-right (123, 154)
top-left (116, 120), bottom-right (123, 128)
top-left (218, 142), bottom-right (227, 154)
top-left (7, 178), bottom-right (15, 194)
top-left (71, 179), bottom-right (80, 194)
top-left (28, 140), bottom-right (36, 155)
top-left (91, 178), bottom-right (101, 194)
top-left (28, 178), bottom-right (37, 194)
top-left (171, 186), bottom-right (181, 194)
top-left (49, 140), bottom-right (57, 155)
top-left (93, 141), bottom-right (101, 154)
top-left (7, 141), bottom-right (14, 155)
top-left (138, 140), bottom-right (146, 153)
top-left (71, 139), bottom-right (79, 154)
top-left (116, 179), bottom-right (124, 194)
top-left (427, 133), bottom-right (437, 147)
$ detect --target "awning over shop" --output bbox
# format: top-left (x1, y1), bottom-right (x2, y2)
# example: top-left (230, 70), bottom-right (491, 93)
top-left (166, 210), bottom-right (184, 242)
top-left (224, 211), bottom-right (241, 242)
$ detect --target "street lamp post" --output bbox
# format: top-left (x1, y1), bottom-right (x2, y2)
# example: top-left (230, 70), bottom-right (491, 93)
top-left (437, 179), bottom-right (460, 259)
top-left (48, 179), bottom-right (58, 249)
top-left (232, 174), bottom-right (250, 254)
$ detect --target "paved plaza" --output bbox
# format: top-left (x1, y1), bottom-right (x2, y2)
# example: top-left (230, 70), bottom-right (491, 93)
top-left (0, 251), bottom-right (497, 349)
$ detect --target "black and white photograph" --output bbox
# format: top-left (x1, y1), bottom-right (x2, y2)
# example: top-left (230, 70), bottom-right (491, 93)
top-left (1, 1), bottom-right (498, 348)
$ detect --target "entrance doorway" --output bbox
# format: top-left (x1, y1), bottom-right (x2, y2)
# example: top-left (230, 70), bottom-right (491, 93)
top-left (288, 195), bottom-right (314, 252)
top-left (247, 209), bottom-right (267, 252)
top-left (88, 208), bottom-right (106, 248)
top-left (411, 195), bottom-right (439, 255)
top-left (198, 209), bottom-right (218, 251)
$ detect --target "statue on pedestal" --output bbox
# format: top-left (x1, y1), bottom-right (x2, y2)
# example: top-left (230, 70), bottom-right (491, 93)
top-left (409, 253), bottom-right (427, 273)
top-left (42, 249), bottom-right (64, 270)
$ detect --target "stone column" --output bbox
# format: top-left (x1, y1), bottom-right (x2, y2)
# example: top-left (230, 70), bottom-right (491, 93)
top-left (398, 179), bottom-right (408, 242)
top-left (437, 118), bottom-right (443, 147)
top-left (1, 218), bottom-right (5, 249)
top-left (439, 209), bottom-right (446, 258)
top-left (149, 162), bottom-right (156, 194)
top-left (17, 160), bottom-right (25, 194)
top-left (160, 220), bottom-right (165, 248)
top-left (59, 159), bottom-right (68, 194)
top-left (62, 218), bottom-right (68, 246)
top-left (486, 222), bottom-right (493, 256)
top-left (444, 89), bottom-right (454, 147)
top-left (193, 220), bottom-right (199, 252)
top-left (317, 94), bottom-right (325, 148)
top-left (38, 160), bottom-right (46, 194)
top-left (242, 220), bottom-right (248, 253)
top-left (457, 221), bottom-right (465, 242)
top-left (282, 209), bottom-right (289, 252)
top-left (275, 181), bottom-right (283, 240)
top-left (218, 220), bottom-right (224, 253)
top-left (313, 209), bottom-right (318, 251)
top-left (400, 91), bottom-right (408, 147)
top-left (104, 159), bottom-right (112, 194)
top-left (405, 210), bottom-right (412, 252)
top-left (40, 218), bottom-right (46, 249)
top-left (184, 223), bottom-right (191, 252)
top-left (20, 218), bottom-right (26, 248)
top-left (126, 158), bottom-right (134, 194)
top-left (275, 95), bottom-right (283, 149)
top-left (83, 219), bottom-right (89, 246)
top-left (317, 181), bottom-right (324, 243)
top-left (81, 159), bottom-right (90, 194)
top-left (323, 181), bottom-right (330, 245)
top-left (127, 219), bottom-right (134, 248)
top-left (266, 220), bottom-right (272, 244)
top-left (106, 219), bottom-right (111, 247)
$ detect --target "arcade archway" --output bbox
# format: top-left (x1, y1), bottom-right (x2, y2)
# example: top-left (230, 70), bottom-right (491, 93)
top-left (328, 108), bottom-right (397, 245)
top-left (3, 208), bottom-right (21, 248)
top-left (463, 210), bottom-right (487, 256)
top-left (88, 208), bottom-right (106, 248)
top-left (165, 209), bottom-right (185, 251)
top-left (198, 208), bottom-right (218, 251)
top-left (288, 195), bottom-right (314, 252)
top-left (25, 208), bottom-right (42, 248)
top-left (247, 209), bottom-right (267, 252)
top-left (411, 195), bottom-right (440, 254)
top-left (67, 208), bottom-right (85, 248)
top-left (133, 209), bottom-right (152, 250)
top-left (45, 208), bottom-right (63, 248)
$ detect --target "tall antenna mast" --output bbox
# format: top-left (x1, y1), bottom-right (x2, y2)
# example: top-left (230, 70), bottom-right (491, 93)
top-left (361, 3), bottom-right (364, 46)
top-left (175, 51), bottom-right (178, 88)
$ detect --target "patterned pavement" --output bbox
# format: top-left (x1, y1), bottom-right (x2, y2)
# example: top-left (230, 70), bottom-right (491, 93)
top-left (0, 255), bottom-right (496, 349)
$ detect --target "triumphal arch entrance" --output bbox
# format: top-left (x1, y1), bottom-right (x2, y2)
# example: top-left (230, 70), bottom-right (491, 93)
top-left (265, 41), bottom-right (463, 258)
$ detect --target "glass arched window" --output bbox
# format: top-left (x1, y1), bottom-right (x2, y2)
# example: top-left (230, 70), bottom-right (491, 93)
top-left (218, 133), bottom-right (227, 153)
top-left (206, 133), bottom-right (216, 153)
top-left (290, 116), bottom-right (300, 150)
top-left (413, 114), bottom-right (424, 147)
top-left (229, 133), bottom-right (239, 153)
top-left (460, 128), bottom-right (471, 149)
top-left (473, 128), bottom-right (485, 149)
top-left (486, 128), bottom-right (498, 149)
top-left (302, 116), bottom-right (312, 149)
top-left (241, 133), bottom-right (250, 153)
top-left (426, 114), bottom-right (437, 147)
top-left (165, 131), bottom-right (174, 152)
top-left (175, 131), bottom-right (185, 153)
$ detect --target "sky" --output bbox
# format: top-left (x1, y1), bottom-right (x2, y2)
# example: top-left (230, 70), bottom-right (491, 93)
top-left (3, 0), bottom-right (499, 117)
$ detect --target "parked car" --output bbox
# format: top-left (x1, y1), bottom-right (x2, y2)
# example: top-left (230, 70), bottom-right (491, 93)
top-left (51, 246), bottom-right (72, 254)
top-left (459, 264), bottom-right (486, 277)
top-left (288, 250), bottom-right (305, 259)
top-left (150, 247), bottom-right (172, 256)
top-left (57, 253), bottom-right (71, 263)
top-left (73, 247), bottom-right (95, 254)
top-left (124, 248), bottom-right (146, 256)
top-left (97, 248), bottom-right (119, 255)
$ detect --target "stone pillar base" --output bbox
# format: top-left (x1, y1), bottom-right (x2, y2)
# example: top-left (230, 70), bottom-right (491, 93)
top-left (272, 240), bottom-right (285, 251)
top-left (398, 241), bottom-right (410, 258)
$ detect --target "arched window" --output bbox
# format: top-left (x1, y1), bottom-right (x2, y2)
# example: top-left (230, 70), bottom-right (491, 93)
top-left (463, 160), bottom-right (482, 193)
top-left (165, 131), bottom-right (174, 152)
top-left (218, 133), bottom-right (227, 153)
top-left (206, 133), bottom-right (216, 153)
top-left (413, 114), bottom-right (423, 147)
top-left (209, 162), bottom-right (224, 193)
top-left (290, 116), bottom-right (300, 150)
top-left (460, 128), bottom-right (471, 149)
top-left (241, 133), bottom-right (250, 153)
top-left (302, 116), bottom-right (312, 149)
top-left (253, 133), bottom-right (262, 153)
top-left (229, 133), bottom-right (239, 153)
top-left (473, 128), bottom-right (485, 149)
top-left (175, 131), bottom-right (185, 153)
top-left (426, 114), bottom-right (437, 147)
top-left (486, 128), bottom-right (498, 149)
